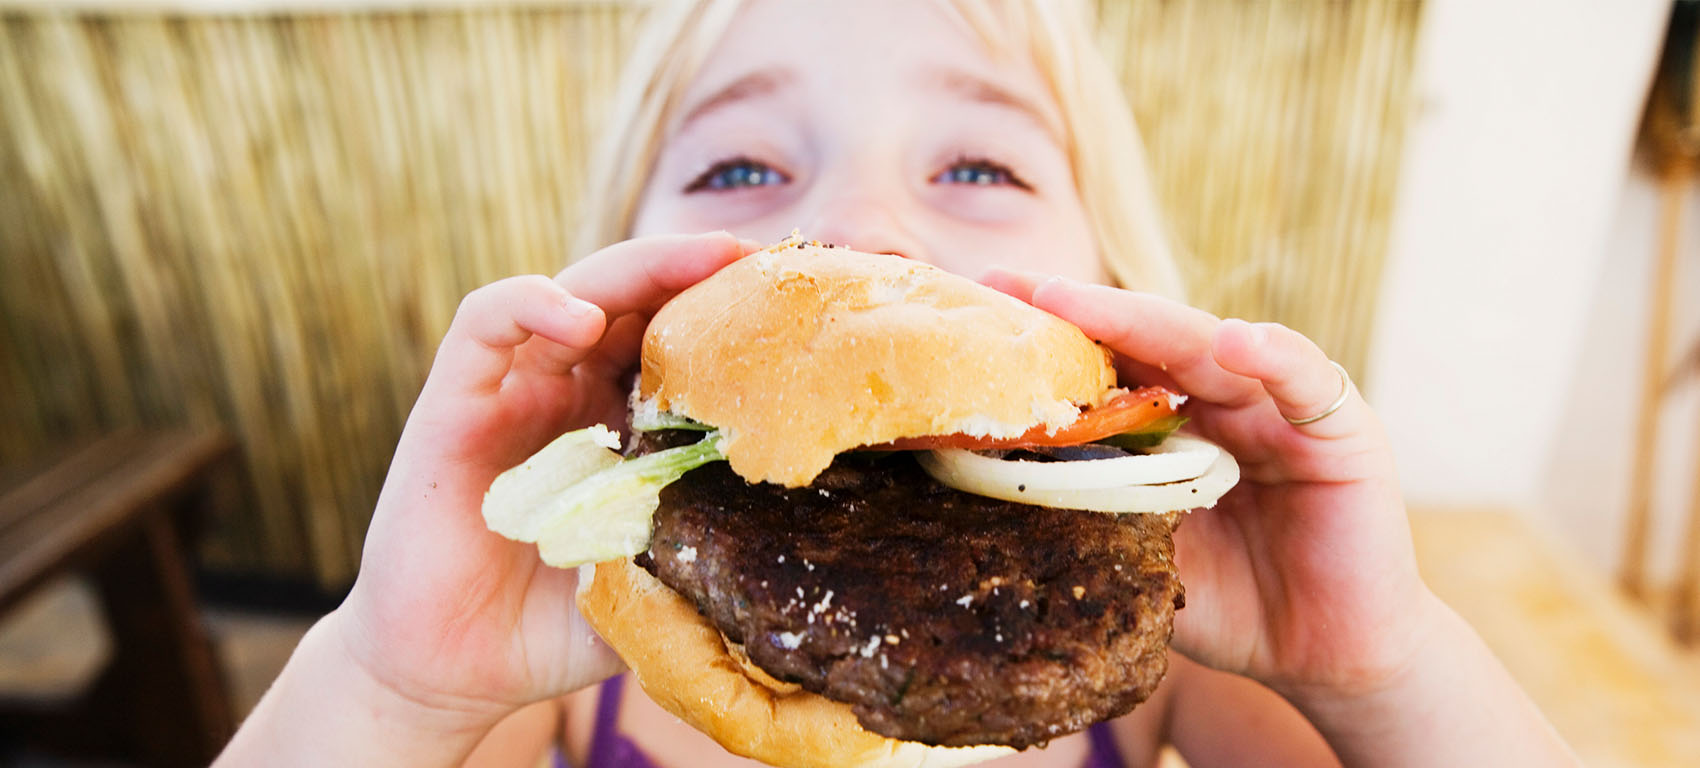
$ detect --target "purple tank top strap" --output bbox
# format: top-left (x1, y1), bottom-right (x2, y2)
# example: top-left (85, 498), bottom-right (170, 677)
top-left (586, 678), bottom-right (622, 765)
top-left (1084, 720), bottom-right (1126, 768)
top-left (582, 676), bottom-right (662, 768)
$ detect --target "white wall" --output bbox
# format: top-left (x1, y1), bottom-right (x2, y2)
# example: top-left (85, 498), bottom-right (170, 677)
top-left (1369, 0), bottom-right (1670, 512)
top-left (1543, 169), bottom-right (1700, 581)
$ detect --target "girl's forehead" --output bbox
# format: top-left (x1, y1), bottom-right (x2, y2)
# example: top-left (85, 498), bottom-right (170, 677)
top-left (677, 0), bottom-right (1061, 137)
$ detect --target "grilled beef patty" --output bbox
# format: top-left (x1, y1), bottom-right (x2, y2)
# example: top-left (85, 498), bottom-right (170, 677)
top-left (633, 431), bottom-right (1185, 749)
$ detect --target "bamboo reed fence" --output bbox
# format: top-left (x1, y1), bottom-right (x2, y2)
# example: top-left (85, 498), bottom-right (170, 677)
top-left (0, 1), bottom-right (1423, 586)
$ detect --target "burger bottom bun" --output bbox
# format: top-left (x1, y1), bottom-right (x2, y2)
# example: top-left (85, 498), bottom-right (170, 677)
top-left (576, 558), bottom-right (1015, 768)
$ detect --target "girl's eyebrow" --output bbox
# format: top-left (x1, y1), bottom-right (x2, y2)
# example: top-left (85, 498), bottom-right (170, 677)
top-left (676, 68), bottom-right (797, 133)
top-left (930, 67), bottom-right (1063, 144)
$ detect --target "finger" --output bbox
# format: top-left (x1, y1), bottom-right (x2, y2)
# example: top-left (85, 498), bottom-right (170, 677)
top-left (562, 597), bottom-right (628, 693)
top-left (1113, 357), bottom-right (1183, 393)
top-left (1166, 510), bottom-right (1259, 671)
top-left (982, 269), bottom-right (1183, 390)
top-left (576, 313), bottom-right (651, 382)
top-left (557, 232), bottom-right (760, 319)
top-left (514, 305), bottom-right (655, 382)
top-left (978, 266), bottom-right (1051, 303)
top-left (429, 275), bottom-right (607, 395)
top-left (1028, 277), bottom-right (1263, 405)
top-left (1212, 320), bottom-right (1365, 438)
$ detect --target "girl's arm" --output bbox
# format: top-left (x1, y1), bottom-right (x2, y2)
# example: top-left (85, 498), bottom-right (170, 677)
top-left (464, 698), bottom-right (563, 768)
top-left (1277, 594), bottom-right (1576, 767)
top-left (217, 611), bottom-right (515, 768)
top-left (1164, 576), bottom-right (1573, 768)
top-left (1164, 655), bottom-right (1339, 767)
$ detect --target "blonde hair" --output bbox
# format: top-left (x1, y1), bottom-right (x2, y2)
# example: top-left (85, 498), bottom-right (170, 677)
top-left (574, 0), bottom-right (1185, 299)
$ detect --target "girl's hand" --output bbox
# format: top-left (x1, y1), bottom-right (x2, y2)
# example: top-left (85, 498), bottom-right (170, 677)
top-left (339, 233), bottom-right (758, 727)
top-left (980, 272), bottom-right (1580, 768)
top-left (980, 270), bottom-right (1432, 696)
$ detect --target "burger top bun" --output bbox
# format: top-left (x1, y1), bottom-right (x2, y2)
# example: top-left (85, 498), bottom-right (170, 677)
top-left (639, 241), bottom-right (1117, 487)
top-left (577, 558), bottom-right (1015, 768)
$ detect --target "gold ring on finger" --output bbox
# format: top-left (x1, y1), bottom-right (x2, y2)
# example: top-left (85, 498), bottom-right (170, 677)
top-left (1285, 360), bottom-right (1351, 426)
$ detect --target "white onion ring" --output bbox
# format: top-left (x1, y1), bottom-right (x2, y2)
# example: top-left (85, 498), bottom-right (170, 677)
top-left (923, 435), bottom-right (1219, 492)
top-left (917, 436), bottom-right (1240, 514)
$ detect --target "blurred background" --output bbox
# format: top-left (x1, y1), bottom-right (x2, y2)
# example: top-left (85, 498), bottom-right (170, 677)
top-left (0, 0), bottom-right (1696, 765)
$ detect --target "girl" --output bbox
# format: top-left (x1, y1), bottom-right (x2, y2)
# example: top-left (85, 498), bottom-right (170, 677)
top-left (218, 1), bottom-right (1578, 766)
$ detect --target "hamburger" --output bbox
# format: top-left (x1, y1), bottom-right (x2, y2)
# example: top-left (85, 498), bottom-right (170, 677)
top-left (483, 238), bottom-right (1239, 767)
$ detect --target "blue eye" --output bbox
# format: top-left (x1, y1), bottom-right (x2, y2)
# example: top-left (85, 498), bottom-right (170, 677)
top-left (686, 158), bottom-right (788, 192)
top-left (933, 158), bottom-right (1031, 190)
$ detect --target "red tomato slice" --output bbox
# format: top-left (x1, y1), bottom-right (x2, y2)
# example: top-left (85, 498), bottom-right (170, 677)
top-left (871, 386), bottom-right (1183, 451)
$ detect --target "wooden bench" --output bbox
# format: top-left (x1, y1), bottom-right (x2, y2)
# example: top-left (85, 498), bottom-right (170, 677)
top-left (0, 429), bottom-right (237, 767)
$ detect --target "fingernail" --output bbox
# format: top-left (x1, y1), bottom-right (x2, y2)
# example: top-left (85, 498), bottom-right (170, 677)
top-left (1015, 268), bottom-right (1057, 284)
top-left (563, 295), bottom-right (599, 320)
top-left (738, 238), bottom-right (765, 253)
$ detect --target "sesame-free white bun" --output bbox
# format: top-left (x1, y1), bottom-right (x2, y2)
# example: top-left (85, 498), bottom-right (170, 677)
top-left (591, 241), bottom-right (1118, 765)
top-left (577, 558), bottom-right (1014, 768)
top-left (638, 242), bottom-right (1116, 487)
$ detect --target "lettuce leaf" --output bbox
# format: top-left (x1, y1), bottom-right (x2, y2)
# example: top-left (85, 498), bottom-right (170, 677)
top-left (483, 426), bottom-right (725, 568)
top-left (1094, 415), bottom-right (1189, 450)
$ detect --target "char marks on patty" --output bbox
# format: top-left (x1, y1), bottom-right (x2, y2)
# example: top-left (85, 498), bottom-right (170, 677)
top-left (633, 431), bottom-right (1185, 749)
